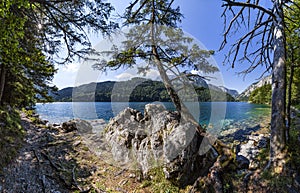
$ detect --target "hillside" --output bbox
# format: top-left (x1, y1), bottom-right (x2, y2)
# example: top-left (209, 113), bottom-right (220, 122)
top-left (238, 75), bottom-right (271, 101)
top-left (53, 78), bottom-right (237, 102)
top-left (248, 84), bottom-right (272, 104)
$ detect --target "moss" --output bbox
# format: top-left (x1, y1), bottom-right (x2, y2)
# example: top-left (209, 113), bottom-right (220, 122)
top-left (260, 170), bottom-right (292, 193)
top-left (142, 167), bottom-right (182, 193)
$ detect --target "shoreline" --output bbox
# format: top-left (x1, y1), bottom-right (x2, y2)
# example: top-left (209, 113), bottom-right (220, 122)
top-left (1, 104), bottom-right (293, 192)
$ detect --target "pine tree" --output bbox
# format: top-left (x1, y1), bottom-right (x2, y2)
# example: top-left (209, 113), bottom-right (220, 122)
top-left (94, 0), bottom-right (219, 130)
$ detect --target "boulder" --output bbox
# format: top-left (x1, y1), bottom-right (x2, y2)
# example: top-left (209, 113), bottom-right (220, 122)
top-left (62, 121), bottom-right (77, 133)
top-left (104, 104), bottom-right (218, 187)
top-left (62, 119), bottom-right (93, 134)
top-left (87, 119), bottom-right (106, 133)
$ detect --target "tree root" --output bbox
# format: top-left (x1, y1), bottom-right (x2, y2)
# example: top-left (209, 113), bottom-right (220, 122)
top-left (190, 139), bottom-right (235, 193)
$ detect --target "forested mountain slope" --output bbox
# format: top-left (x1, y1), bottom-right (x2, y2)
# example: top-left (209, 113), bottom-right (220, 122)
top-left (53, 78), bottom-right (236, 102)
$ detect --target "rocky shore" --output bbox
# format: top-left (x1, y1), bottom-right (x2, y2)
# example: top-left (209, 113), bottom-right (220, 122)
top-left (58, 104), bottom-right (273, 190)
top-left (0, 105), bottom-right (279, 192)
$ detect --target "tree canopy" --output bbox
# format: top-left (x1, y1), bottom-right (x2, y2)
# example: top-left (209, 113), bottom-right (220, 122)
top-left (0, 0), bottom-right (117, 108)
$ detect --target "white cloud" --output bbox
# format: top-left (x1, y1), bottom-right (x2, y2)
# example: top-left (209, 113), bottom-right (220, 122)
top-left (115, 68), bottom-right (161, 81)
top-left (144, 69), bottom-right (160, 79)
top-left (191, 70), bottom-right (203, 75)
top-left (115, 72), bottom-right (134, 80)
top-left (62, 63), bottom-right (80, 73)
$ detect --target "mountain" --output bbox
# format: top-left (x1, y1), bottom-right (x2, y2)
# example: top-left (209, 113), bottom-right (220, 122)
top-left (238, 75), bottom-right (272, 101)
top-left (52, 77), bottom-right (236, 102)
top-left (207, 84), bottom-right (239, 98)
top-left (191, 76), bottom-right (239, 98)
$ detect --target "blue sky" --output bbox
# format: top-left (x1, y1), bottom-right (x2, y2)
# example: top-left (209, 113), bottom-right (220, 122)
top-left (53, 0), bottom-right (271, 93)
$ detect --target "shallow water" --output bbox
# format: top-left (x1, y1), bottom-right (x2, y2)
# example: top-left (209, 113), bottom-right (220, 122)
top-left (36, 102), bottom-right (270, 137)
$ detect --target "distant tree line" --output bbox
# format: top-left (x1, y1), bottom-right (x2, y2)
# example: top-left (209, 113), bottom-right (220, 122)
top-left (54, 79), bottom-right (235, 102)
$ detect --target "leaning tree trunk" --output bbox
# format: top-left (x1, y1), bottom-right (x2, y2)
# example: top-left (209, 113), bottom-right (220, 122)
top-left (151, 43), bottom-right (205, 133)
top-left (269, 0), bottom-right (287, 173)
top-left (152, 48), bottom-right (203, 128)
top-left (149, 2), bottom-right (204, 133)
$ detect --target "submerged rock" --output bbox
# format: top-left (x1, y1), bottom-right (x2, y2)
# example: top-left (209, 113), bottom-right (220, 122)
top-left (104, 104), bottom-right (217, 187)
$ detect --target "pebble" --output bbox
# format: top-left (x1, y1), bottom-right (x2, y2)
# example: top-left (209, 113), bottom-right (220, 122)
top-left (73, 140), bottom-right (81, 146)
top-left (118, 179), bottom-right (128, 186)
top-left (249, 161), bottom-right (259, 170)
top-left (129, 173), bottom-right (136, 178)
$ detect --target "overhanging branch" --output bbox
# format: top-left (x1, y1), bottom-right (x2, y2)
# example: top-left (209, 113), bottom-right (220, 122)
top-left (222, 0), bottom-right (276, 18)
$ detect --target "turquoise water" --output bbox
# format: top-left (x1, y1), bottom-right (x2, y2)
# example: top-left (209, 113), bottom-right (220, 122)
top-left (35, 102), bottom-right (270, 128)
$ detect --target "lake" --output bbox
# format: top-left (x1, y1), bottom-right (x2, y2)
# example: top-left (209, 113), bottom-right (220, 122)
top-left (35, 102), bottom-right (270, 136)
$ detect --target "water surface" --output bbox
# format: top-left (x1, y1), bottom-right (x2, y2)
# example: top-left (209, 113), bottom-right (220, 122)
top-left (36, 102), bottom-right (270, 134)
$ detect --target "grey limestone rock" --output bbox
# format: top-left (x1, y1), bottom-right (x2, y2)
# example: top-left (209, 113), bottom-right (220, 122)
top-left (62, 119), bottom-right (93, 134)
top-left (104, 104), bottom-right (217, 187)
top-left (237, 134), bottom-right (269, 170)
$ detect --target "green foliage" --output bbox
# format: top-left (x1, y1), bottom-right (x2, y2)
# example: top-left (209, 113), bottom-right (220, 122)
top-left (0, 0), bottom-right (117, 108)
top-left (0, 106), bottom-right (24, 171)
top-left (196, 87), bottom-right (235, 102)
top-left (0, 0), bottom-right (56, 107)
top-left (289, 67), bottom-right (300, 106)
top-left (248, 84), bottom-right (271, 104)
top-left (96, 24), bottom-right (218, 78)
top-left (26, 0), bottom-right (117, 64)
top-left (142, 167), bottom-right (180, 193)
top-left (285, 0), bottom-right (300, 107)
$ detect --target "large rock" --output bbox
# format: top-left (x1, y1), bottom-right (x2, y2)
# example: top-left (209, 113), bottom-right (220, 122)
top-left (104, 104), bottom-right (217, 187)
top-left (62, 119), bottom-right (93, 134)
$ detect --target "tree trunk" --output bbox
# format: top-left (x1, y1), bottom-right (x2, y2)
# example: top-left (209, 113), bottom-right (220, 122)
top-left (149, 2), bottom-right (204, 133)
top-left (269, 0), bottom-right (287, 173)
top-left (0, 64), bottom-right (6, 105)
top-left (286, 64), bottom-right (294, 142)
top-left (151, 44), bottom-right (205, 132)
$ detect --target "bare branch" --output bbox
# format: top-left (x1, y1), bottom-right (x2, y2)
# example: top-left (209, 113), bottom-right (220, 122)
top-left (220, 6), bottom-right (247, 50)
top-left (222, 0), bottom-right (276, 18)
top-left (229, 19), bottom-right (272, 67)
